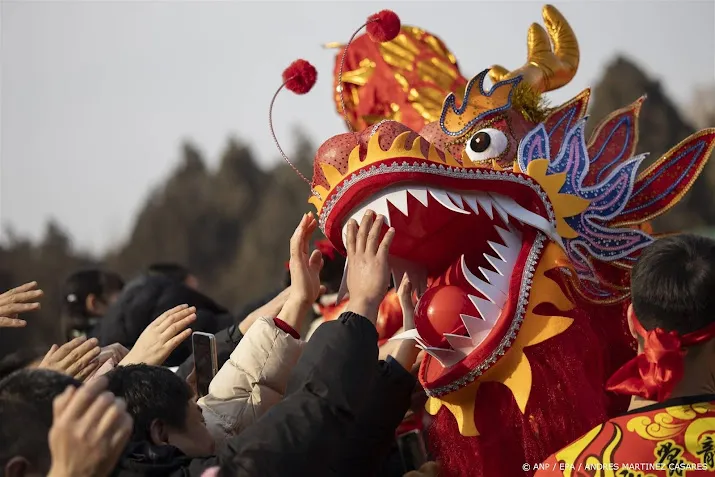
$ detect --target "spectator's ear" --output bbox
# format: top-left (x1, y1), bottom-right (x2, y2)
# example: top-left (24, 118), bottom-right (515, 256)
top-left (5, 456), bottom-right (33, 477)
top-left (149, 418), bottom-right (170, 446)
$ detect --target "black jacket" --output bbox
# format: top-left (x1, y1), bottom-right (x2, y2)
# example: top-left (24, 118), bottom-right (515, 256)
top-left (99, 274), bottom-right (234, 367)
top-left (112, 312), bottom-right (415, 477)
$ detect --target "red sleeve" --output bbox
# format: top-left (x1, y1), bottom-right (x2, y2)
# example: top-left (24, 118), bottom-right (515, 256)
top-left (273, 318), bottom-right (300, 340)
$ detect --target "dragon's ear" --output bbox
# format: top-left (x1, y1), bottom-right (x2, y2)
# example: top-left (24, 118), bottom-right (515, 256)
top-left (612, 128), bottom-right (715, 227)
top-left (542, 89), bottom-right (590, 158)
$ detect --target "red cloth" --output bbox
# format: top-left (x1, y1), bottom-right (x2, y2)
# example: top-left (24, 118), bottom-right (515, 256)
top-left (273, 318), bottom-right (300, 340)
top-left (607, 316), bottom-right (715, 402)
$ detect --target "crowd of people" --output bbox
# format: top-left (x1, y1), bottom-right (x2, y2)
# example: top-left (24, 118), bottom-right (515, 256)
top-left (1, 209), bottom-right (715, 476)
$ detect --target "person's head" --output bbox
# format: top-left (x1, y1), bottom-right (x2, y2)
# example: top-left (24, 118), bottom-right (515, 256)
top-left (0, 369), bottom-right (80, 477)
top-left (0, 399), bottom-right (51, 477)
top-left (0, 347), bottom-right (47, 381)
top-left (630, 233), bottom-right (715, 362)
top-left (148, 263), bottom-right (199, 290)
top-left (0, 369), bottom-right (81, 425)
top-left (106, 364), bottom-right (214, 457)
top-left (62, 269), bottom-right (124, 332)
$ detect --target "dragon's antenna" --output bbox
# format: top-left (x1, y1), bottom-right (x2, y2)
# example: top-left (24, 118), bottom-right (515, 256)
top-left (268, 59), bottom-right (319, 196)
top-left (337, 10), bottom-right (401, 141)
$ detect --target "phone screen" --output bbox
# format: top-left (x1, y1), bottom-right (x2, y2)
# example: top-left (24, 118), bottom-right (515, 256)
top-left (192, 333), bottom-right (217, 398)
top-left (397, 430), bottom-right (428, 472)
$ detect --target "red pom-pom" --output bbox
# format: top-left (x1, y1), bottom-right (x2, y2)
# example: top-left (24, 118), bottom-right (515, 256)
top-left (282, 59), bottom-right (317, 95)
top-left (366, 10), bottom-right (401, 43)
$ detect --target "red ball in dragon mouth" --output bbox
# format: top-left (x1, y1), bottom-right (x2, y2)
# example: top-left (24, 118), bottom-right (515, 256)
top-left (415, 285), bottom-right (470, 348)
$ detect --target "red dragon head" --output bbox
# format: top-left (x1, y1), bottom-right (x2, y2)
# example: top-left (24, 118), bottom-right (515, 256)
top-left (270, 5), bottom-right (715, 476)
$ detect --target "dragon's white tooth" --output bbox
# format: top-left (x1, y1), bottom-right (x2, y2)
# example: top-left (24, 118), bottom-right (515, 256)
top-left (490, 193), bottom-right (562, 245)
top-left (462, 195), bottom-right (481, 215)
top-left (460, 313), bottom-right (493, 346)
top-left (479, 266), bottom-right (508, 292)
top-left (336, 259), bottom-right (350, 304)
top-left (408, 187), bottom-right (429, 207)
top-left (447, 192), bottom-right (465, 209)
top-left (366, 197), bottom-right (392, 226)
top-left (489, 194), bottom-right (510, 223)
top-left (468, 296), bottom-right (502, 325)
top-left (495, 225), bottom-right (522, 251)
top-left (389, 329), bottom-right (423, 342)
top-left (484, 253), bottom-right (508, 275)
top-left (461, 255), bottom-right (507, 307)
top-left (422, 347), bottom-right (465, 368)
top-left (475, 194), bottom-right (494, 219)
top-left (429, 189), bottom-right (470, 215)
top-left (385, 189), bottom-right (409, 216)
top-left (444, 333), bottom-right (477, 354)
top-left (488, 240), bottom-right (518, 265)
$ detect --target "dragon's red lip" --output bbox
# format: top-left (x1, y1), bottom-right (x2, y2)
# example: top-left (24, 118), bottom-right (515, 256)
top-left (321, 158), bottom-right (558, 393)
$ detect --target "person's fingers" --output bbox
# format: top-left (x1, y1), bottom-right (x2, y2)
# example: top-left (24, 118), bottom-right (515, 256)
top-left (163, 328), bottom-right (193, 354)
top-left (398, 273), bottom-right (413, 303)
top-left (74, 359), bottom-right (101, 382)
top-left (0, 302), bottom-right (41, 316)
top-left (377, 227), bottom-right (396, 259)
top-left (319, 284), bottom-right (327, 295)
top-left (44, 344), bottom-right (59, 360)
top-left (366, 214), bottom-right (385, 255)
top-left (0, 281), bottom-right (38, 299)
top-left (61, 377), bottom-right (109, 422)
top-left (3, 289), bottom-right (44, 304)
top-left (92, 397), bottom-right (128, 442)
top-left (355, 210), bottom-right (375, 253)
top-left (345, 219), bottom-right (358, 257)
top-left (77, 390), bottom-right (116, 437)
top-left (152, 304), bottom-right (190, 328)
top-left (290, 214), bottom-right (308, 259)
top-left (52, 385), bottom-right (76, 419)
top-left (60, 337), bottom-right (99, 366)
top-left (303, 216), bottom-right (318, 254)
top-left (155, 306), bottom-right (196, 334)
top-left (0, 316), bottom-right (27, 328)
top-left (65, 343), bottom-right (101, 378)
top-left (308, 249), bottom-right (322, 272)
top-left (108, 412), bottom-right (134, 454)
top-left (159, 313), bottom-right (197, 341)
top-left (50, 336), bottom-right (87, 361)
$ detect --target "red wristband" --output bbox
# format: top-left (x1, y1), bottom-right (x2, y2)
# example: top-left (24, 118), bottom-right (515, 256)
top-left (273, 318), bottom-right (300, 339)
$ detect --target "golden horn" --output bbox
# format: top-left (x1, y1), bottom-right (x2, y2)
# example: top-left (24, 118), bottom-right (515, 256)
top-left (489, 4), bottom-right (579, 93)
top-left (322, 42), bottom-right (346, 49)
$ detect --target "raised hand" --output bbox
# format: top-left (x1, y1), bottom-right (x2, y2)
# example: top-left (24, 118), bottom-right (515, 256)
top-left (0, 281), bottom-right (43, 328)
top-left (47, 377), bottom-right (133, 477)
top-left (345, 210), bottom-right (395, 323)
top-left (288, 213), bottom-right (325, 306)
top-left (277, 213), bottom-right (326, 331)
top-left (120, 305), bottom-right (196, 366)
top-left (39, 336), bottom-right (102, 381)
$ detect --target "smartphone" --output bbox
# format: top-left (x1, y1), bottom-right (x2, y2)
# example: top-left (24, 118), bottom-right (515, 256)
top-left (397, 429), bottom-right (428, 472)
top-left (192, 332), bottom-right (218, 398)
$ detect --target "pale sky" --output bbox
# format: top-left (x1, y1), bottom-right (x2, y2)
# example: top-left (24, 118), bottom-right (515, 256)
top-left (1, 0), bottom-right (714, 254)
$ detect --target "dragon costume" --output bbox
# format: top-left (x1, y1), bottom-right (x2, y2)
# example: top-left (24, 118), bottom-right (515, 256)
top-left (270, 5), bottom-right (715, 476)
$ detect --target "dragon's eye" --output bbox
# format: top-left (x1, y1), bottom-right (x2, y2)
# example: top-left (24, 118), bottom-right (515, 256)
top-left (465, 128), bottom-right (508, 162)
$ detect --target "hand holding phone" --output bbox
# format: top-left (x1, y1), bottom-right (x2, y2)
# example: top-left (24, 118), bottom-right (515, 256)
top-left (192, 332), bottom-right (218, 398)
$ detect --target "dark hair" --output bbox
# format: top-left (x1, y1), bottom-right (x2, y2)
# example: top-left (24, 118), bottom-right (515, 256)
top-left (0, 347), bottom-right (47, 381)
top-left (631, 233), bottom-right (715, 335)
top-left (62, 269), bottom-right (125, 319)
top-left (106, 364), bottom-right (191, 442)
top-left (148, 263), bottom-right (191, 284)
top-left (0, 399), bottom-right (52, 473)
top-left (0, 369), bottom-right (80, 426)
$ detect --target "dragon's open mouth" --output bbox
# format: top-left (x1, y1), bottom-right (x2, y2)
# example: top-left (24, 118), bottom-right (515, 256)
top-left (317, 155), bottom-right (559, 393)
